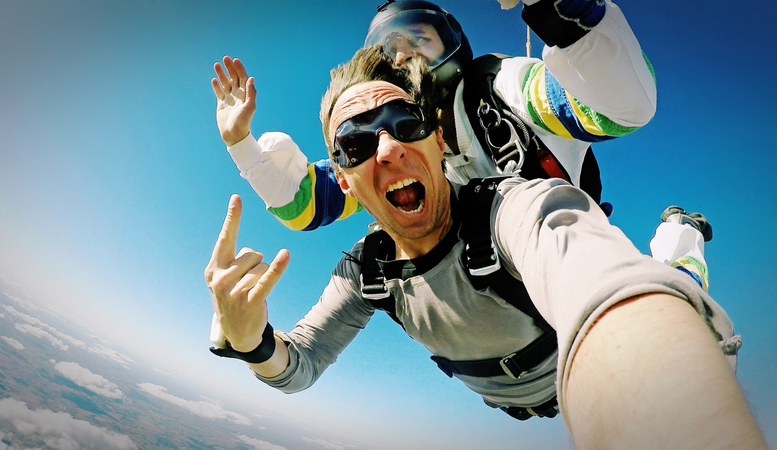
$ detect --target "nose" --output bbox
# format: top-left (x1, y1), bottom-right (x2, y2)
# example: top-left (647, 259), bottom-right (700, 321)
top-left (394, 50), bottom-right (412, 66)
top-left (375, 131), bottom-right (406, 165)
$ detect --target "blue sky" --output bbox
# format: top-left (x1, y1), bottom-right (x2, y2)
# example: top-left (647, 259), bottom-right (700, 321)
top-left (0, 0), bottom-right (775, 447)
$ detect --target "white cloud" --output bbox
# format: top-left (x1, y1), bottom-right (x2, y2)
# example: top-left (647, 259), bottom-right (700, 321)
top-left (14, 323), bottom-right (68, 351)
top-left (51, 361), bottom-right (124, 399)
top-left (0, 289), bottom-right (42, 314)
top-left (3, 305), bottom-right (87, 349)
top-left (236, 434), bottom-right (288, 450)
top-left (301, 436), bottom-right (355, 450)
top-left (88, 343), bottom-right (134, 368)
top-left (3, 304), bottom-right (133, 368)
top-left (0, 397), bottom-right (137, 449)
top-left (1, 336), bottom-right (24, 350)
top-left (137, 383), bottom-right (251, 426)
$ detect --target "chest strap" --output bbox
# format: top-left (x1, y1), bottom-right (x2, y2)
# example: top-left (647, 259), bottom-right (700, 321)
top-left (430, 329), bottom-right (557, 379)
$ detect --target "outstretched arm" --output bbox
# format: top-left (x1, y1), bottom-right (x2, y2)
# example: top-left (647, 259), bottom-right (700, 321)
top-left (565, 293), bottom-right (766, 449)
top-left (496, 0), bottom-right (656, 142)
top-left (210, 57), bottom-right (362, 231)
top-left (204, 195), bottom-right (291, 377)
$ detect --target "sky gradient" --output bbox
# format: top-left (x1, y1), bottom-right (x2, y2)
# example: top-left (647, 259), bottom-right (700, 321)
top-left (1, 0), bottom-right (775, 447)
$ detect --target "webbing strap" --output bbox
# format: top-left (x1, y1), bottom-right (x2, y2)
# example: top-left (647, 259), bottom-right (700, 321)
top-left (361, 178), bottom-right (556, 377)
top-left (462, 54), bottom-right (608, 205)
top-left (463, 55), bottom-right (572, 184)
top-left (431, 330), bottom-right (557, 379)
top-left (360, 226), bottom-right (403, 327)
top-left (459, 178), bottom-right (552, 332)
top-left (502, 396), bottom-right (559, 420)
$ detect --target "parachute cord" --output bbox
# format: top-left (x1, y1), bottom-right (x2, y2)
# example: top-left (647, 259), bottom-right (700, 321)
top-left (526, 26), bottom-right (532, 57)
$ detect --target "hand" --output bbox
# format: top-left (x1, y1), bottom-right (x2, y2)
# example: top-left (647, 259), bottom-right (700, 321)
top-left (497, 0), bottom-right (521, 10)
top-left (212, 56), bottom-right (257, 146)
top-left (204, 195), bottom-right (290, 352)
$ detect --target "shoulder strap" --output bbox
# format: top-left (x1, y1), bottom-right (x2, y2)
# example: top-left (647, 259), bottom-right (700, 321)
top-left (459, 177), bottom-right (552, 332)
top-left (463, 54), bottom-right (530, 170)
top-left (462, 55), bottom-right (607, 205)
top-left (359, 179), bottom-right (553, 331)
top-left (360, 224), bottom-right (404, 328)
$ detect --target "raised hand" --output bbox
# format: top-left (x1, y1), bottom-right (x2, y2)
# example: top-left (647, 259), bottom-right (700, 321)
top-left (204, 195), bottom-right (290, 352)
top-left (212, 56), bottom-right (257, 146)
top-left (497, 0), bottom-right (520, 10)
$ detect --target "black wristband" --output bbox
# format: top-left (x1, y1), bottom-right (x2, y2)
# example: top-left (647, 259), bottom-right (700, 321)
top-left (522, 0), bottom-right (605, 48)
top-left (210, 323), bottom-right (276, 364)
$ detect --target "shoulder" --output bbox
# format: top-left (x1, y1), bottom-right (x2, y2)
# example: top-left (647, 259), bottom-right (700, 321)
top-left (494, 176), bottom-right (591, 217)
top-left (332, 237), bottom-right (366, 280)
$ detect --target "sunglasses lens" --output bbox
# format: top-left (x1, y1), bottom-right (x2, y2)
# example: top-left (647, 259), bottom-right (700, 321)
top-left (334, 100), bottom-right (430, 168)
top-left (336, 132), bottom-right (378, 167)
top-left (393, 115), bottom-right (426, 141)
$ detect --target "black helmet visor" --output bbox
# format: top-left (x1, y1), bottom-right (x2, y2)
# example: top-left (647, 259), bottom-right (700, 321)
top-left (364, 10), bottom-right (463, 69)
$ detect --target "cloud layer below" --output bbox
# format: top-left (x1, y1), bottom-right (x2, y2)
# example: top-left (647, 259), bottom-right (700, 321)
top-left (0, 398), bottom-right (137, 449)
top-left (52, 360), bottom-right (124, 399)
top-left (137, 383), bottom-right (251, 426)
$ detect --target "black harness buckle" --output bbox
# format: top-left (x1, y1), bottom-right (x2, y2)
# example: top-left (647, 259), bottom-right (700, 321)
top-left (465, 236), bottom-right (502, 276)
top-left (360, 273), bottom-right (390, 300)
top-left (499, 353), bottom-right (526, 379)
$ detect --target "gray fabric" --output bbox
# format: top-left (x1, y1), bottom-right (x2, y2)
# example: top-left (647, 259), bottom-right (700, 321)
top-left (255, 177), bottom-right (735, 410)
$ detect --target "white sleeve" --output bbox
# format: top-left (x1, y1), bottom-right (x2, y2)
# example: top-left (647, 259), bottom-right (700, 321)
top-left (227, 132), bottom-right (309, 208)
top-left (541, 0), bottom-right (657, 126)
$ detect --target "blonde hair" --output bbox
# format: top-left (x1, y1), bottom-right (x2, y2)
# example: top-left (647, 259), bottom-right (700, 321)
top-left (320, 45), bottom-right (438, 164)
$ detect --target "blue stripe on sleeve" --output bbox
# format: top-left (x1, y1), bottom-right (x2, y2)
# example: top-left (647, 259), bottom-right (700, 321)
top-left (544, 68), bottom-right (614, 143)
top-left (303, 159), bottom-right (346, 231)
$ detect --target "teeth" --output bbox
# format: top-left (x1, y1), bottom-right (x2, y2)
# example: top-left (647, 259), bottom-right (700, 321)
top-left (387, 178), bottom-right (418, 193)
top-left (399, 199), bottom-right (424, 215)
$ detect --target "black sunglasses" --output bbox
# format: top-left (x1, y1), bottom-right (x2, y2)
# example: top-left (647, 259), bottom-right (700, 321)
top-left (332, 99), bottom-right (434, 168)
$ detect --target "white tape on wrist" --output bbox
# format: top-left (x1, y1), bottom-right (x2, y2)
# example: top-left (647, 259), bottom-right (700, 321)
top-left (209, 313), bottom-right (228, 348)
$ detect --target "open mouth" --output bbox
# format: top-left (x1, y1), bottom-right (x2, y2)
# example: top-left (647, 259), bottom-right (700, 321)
top-left (386, 178), bottom-right (425, 214)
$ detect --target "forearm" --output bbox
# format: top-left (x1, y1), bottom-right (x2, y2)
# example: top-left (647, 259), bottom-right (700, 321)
top-left (505, 0), bottom-right (655, 138)
top-left (227, 132), bottom-right (309, 208)
top-left (545, 0), bottom-right (656, 126)
top-left (251, 263), bottom-right (373, 393)
top-left (247, 335), bottom-right (290, 378)
top-left (565, 294), bottom-right (766, 449)
top-left (228, 133), bottom-right (362, 231)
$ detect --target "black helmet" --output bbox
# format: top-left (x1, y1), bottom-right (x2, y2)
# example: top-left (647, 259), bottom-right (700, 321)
top-left (365, 0), bottom-right (473, 94)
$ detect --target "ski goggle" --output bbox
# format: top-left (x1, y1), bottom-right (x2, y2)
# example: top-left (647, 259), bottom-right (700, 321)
top-left (365, 10), bottom-right (463, 69)
top-left (332, 99), bottom-right (434, 168)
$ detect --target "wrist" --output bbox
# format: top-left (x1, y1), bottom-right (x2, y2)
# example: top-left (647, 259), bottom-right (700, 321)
top-left (210, 323), bottom-right (276, 364)
top-left (223, 129), bottom-right (250, 147)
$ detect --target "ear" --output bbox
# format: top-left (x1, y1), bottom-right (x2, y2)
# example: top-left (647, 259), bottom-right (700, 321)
top-left (335, 172), bottom-right (355, 197)
top-left (435, 127), bottom-right (445, 155)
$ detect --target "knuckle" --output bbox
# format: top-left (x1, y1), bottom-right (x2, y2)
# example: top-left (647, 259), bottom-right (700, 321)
top-left (209, 274), bottom-right (231, 295)
top-left (203, 265), bottom-right (215, 282)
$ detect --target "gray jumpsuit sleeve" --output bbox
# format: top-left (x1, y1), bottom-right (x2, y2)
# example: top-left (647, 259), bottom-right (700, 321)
top-left (253, 244), bottom-right (375, 393)
top-left (491, 177), bottom-right (737, 410)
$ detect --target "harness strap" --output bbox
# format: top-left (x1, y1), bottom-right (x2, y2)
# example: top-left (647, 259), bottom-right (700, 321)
top-left (430, 330), bottom-right (557, 379)
top-left (360, 225), bottom-right (403, 327)
top-left (362, 178), bottom-right (557, 381)
top-left (463, 55), bottom-right (573, 184)
top-left (459, 177), bottom-right (552, 332)
top-left (463, 54), bottom-right (607, 206)
top-left (502, 397), bottom-right (559, 420)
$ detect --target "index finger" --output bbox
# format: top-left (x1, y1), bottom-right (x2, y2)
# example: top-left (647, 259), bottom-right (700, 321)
top-left (211, 194), bottom-right (242, 267)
